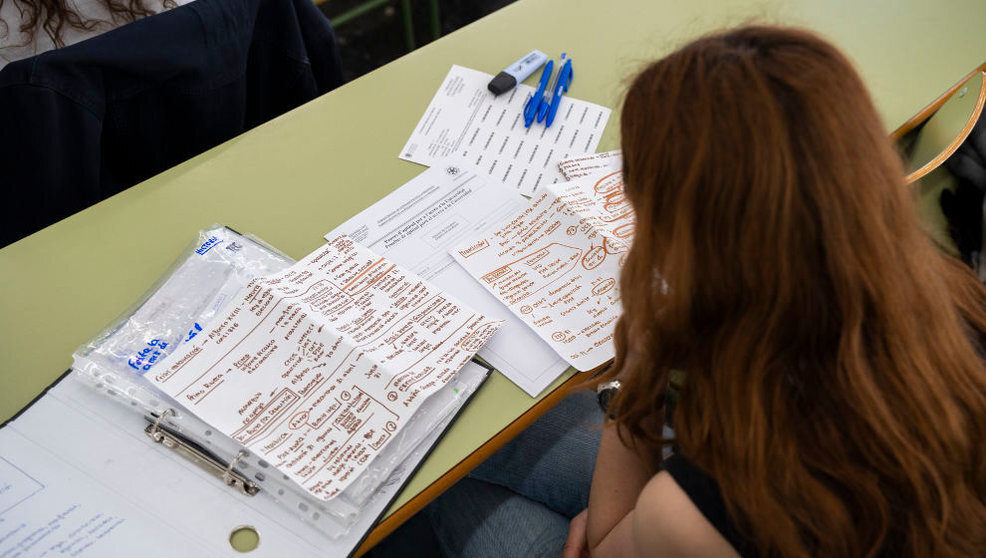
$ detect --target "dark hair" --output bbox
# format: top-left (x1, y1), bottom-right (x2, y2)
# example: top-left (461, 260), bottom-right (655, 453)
top-left (0, 0), bottom-right (173, 49)
top-left (605, 25), bottom-right (986, 556)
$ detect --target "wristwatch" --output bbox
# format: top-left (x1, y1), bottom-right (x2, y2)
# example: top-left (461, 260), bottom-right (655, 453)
top-left (596, 379), bottom-right (621, 415)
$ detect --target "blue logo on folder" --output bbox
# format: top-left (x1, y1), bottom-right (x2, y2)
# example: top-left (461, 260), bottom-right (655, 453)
top-left (195, 236), bottom-right (223, 255)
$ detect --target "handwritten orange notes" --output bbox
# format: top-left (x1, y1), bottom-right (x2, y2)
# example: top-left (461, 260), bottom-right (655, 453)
top-left (549, 170), bottom-right (633, 251)
top-left (451, 171), bottom-right (632, 371)
top-left (149, 236), bottom-right (499, 501)
top-left (557, 150), bottom-right (622, 180)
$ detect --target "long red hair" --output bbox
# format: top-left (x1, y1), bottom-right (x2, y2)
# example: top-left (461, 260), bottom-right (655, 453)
top-left (607, 26), bottom-right (986, 556)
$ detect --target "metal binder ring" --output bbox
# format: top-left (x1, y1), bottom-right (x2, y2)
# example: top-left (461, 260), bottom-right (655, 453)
top-left (224, 450), bottom-right (248, 486)
top-left (148, 408), bottom-right (175, 441)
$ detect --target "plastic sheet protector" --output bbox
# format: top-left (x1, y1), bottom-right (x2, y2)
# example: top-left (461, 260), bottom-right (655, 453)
top-left (400, 65), bottom-right (611, 196)
top-left (451, 171), bottom-right (632, 371)
top-left (147, 236), bottom-right (500, 501)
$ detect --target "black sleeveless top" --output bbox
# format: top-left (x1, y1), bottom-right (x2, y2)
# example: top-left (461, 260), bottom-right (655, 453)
top-left (661, 454), bottom-right (758, 557)
top-left (662, 454), bottom-right (907, 556)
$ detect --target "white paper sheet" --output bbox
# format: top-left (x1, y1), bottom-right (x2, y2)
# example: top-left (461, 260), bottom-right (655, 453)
top-left (0, 379), bottom-right (329, 558)
top-left (327, 159), bottom-right (571, 396)
top-left (400, 65), bottom-right (611, 196)
top-left (558, 150), bottom-right (622, 180)
top-left (148, 237), bottom-right (500, 501)
top-left (451, 171), bottom-right (634, 371)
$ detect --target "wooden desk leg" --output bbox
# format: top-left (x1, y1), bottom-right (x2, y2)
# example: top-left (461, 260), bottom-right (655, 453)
top-left (355, 371), bottom-right (591, 556)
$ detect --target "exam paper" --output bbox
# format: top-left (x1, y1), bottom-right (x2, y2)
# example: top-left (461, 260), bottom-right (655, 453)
top-left (327, 158), bottom-right (571, 396)
top-left (451, 171), bottom-right (633, 371)
top-left (148, 237), bottom-right (500, 501)
top-left (400, 65), bottom-right (612, 196)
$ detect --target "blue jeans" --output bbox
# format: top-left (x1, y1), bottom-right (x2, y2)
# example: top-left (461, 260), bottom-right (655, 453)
top-left (372, 390), bottom-right (604, 558)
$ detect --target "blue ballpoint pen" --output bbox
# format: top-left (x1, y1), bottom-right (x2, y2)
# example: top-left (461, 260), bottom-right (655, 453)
top-left (539, 53), bottom-right (567, 124)
top-left (524, 59), bottom-right (553, 128)
top-left (545, 54), bottom-right (573, 128)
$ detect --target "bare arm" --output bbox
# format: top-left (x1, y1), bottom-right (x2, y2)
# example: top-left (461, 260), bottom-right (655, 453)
top-left (583, 424), bottom-right (740, 558)
top-left (631, 472), bottom-right (741, 558)
top-left (585, 423), bottom-right (656, 555)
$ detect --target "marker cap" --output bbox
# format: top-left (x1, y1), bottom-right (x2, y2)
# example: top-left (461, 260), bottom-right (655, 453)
top-left (488, 72), bottom-right (518, 95)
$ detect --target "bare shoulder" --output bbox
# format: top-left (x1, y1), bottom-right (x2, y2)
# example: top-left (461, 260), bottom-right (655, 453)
top-left (631, 471), bottom-right (741, 558)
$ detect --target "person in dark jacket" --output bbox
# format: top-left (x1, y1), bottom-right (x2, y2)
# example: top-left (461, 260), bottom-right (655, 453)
top-left (0, 0), bottom-right (343, 246)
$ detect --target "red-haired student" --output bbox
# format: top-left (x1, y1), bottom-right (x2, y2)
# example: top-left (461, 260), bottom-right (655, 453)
top-left (576, 25), bottom-right (986, 558)
top-left (374, 26), bottom-right (986, 558)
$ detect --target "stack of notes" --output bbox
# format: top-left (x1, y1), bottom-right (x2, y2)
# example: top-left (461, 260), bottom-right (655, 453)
top-left (146, 236), bottom-right (501, 501)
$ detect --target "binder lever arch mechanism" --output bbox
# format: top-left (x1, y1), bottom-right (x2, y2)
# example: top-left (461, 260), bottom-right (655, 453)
top-left (146, 408), bottom-right (260, 496)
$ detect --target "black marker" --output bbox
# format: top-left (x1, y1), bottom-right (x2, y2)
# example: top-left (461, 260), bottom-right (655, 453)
top-left (488, 50), bottom-right (549, 96)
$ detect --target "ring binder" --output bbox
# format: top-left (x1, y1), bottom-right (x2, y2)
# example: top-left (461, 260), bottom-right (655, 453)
top-left (66, 226), bottom-right (495, 550)
top-left (146, 408), bottom-right (260, 496)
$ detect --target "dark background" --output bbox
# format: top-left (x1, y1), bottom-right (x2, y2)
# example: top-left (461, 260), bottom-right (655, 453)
top-left (318, 0), bottom-right (516, 82)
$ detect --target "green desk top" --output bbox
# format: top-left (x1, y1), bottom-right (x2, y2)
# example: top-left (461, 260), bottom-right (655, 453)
top-left (2, 0), bottom-right (985, 518)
